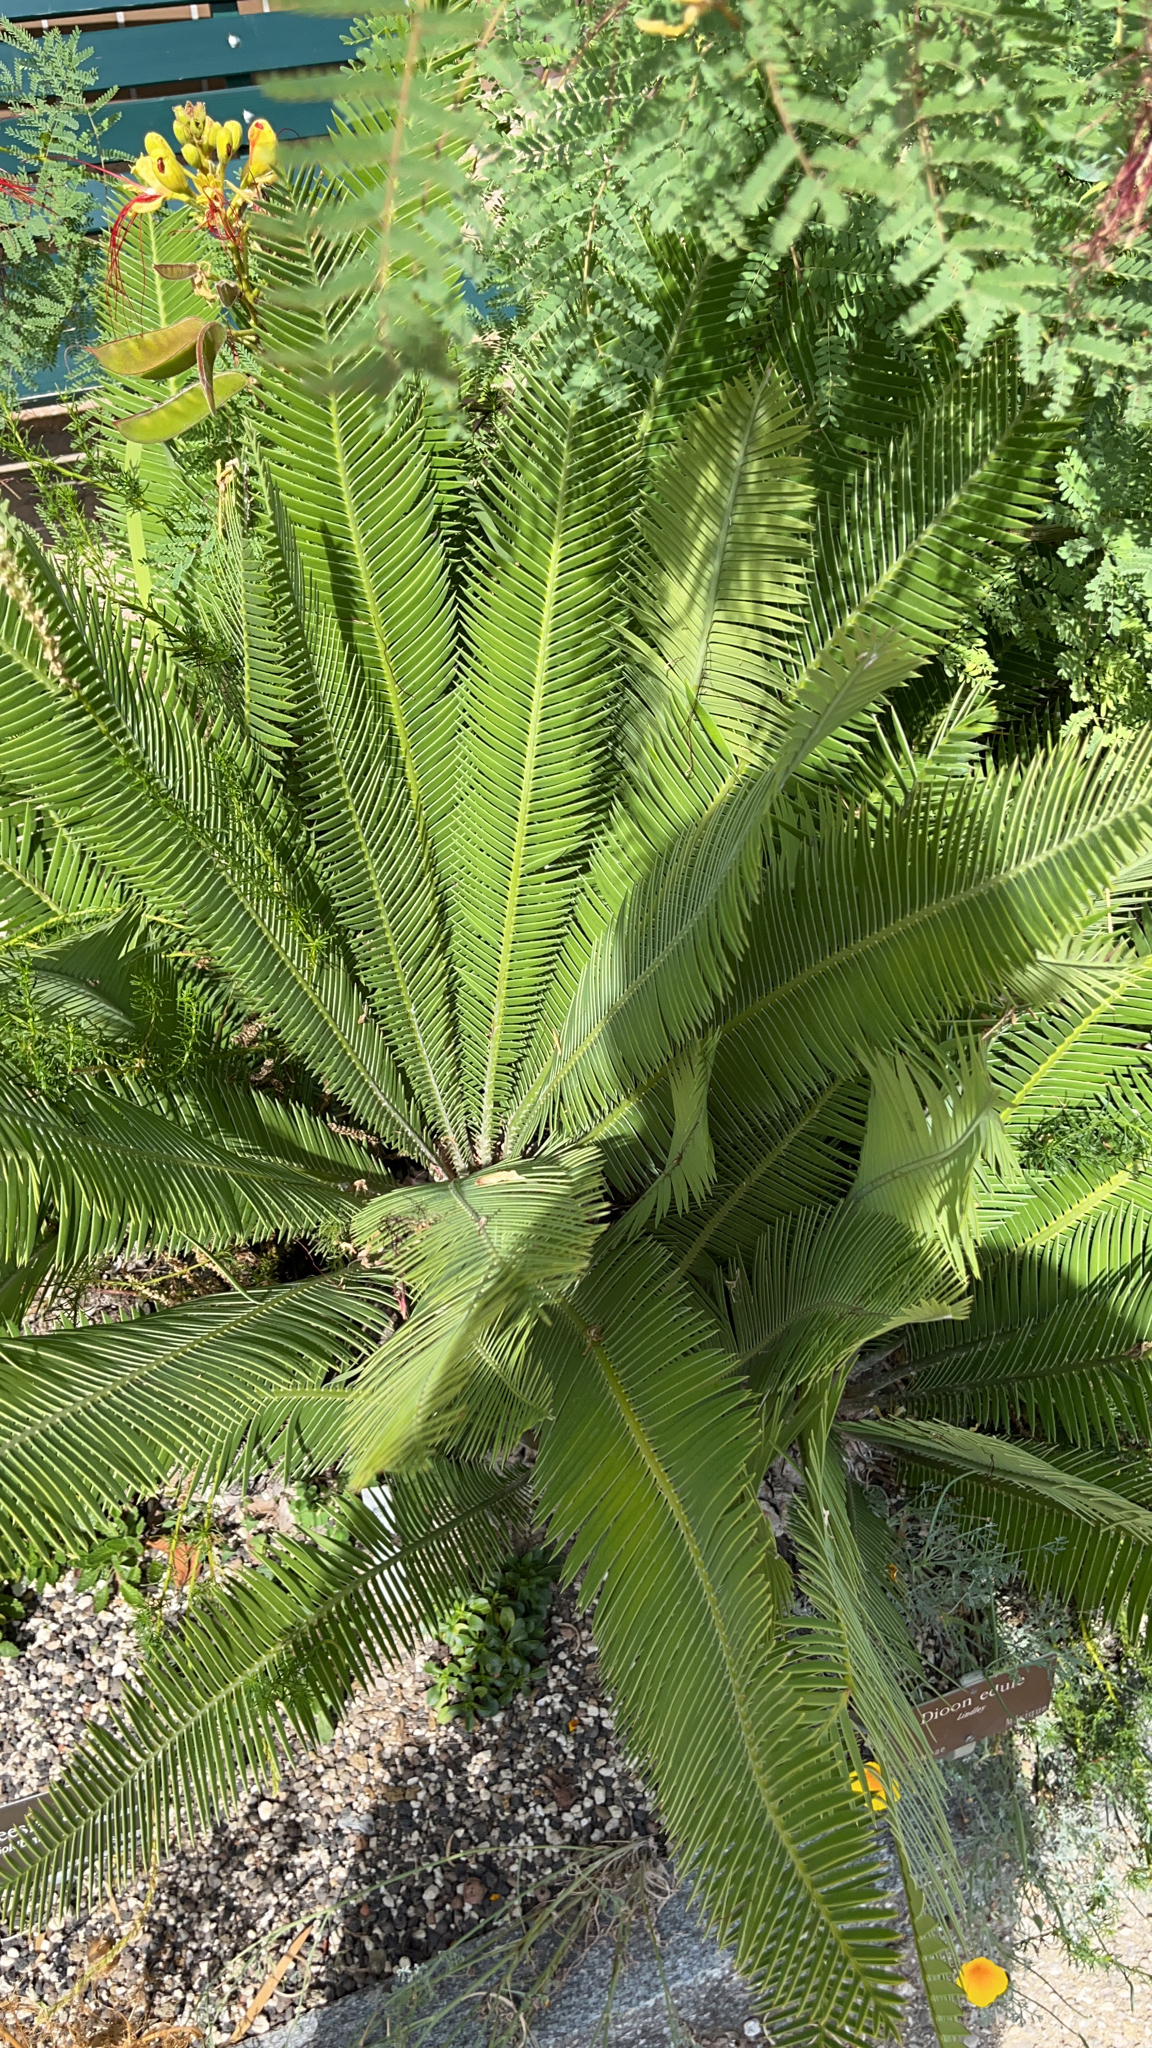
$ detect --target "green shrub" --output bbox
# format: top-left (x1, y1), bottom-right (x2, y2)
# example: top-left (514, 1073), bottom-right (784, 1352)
top-left (425, 1549), bottom-right (558, 1730)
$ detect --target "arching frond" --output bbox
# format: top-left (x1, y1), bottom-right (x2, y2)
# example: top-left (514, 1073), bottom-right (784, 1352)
top-left (0, 801), bottom-right (120, 951)
top-left (535, 1239), bottom-right (904, 2043)
top-left (638, 235), bottom-right (759, 447)
top-left (256, 208), bottom-right (459, 859)
top-left (661, 1075), bottom-right (868, 1276)
top-left (850, 1417), bottom-right (1152, 1629)
top-left (717, 1204), bottom-right (964, 1396)
top-left (450, 386), bottom-right (633, 1157)
top-left (900, 1229), bottom-right (1152, 1443)
top-left (977, 1160), bottom-right (1152, 1256)
top-left (0, 1465), bottom-right (522, 1927)
top-left (0, 1069), bottom-right (379, 1273)
top-left (803, 336), bottom-right (1065, 668)
top-left (513, 624), bottom-right (915, 1147)
top-left (993, 927), bottom-right (1152, 1130)
top-left (788, 1450), bottom-right (962, 1947)
top-left (851, 1040), bottom-right (1013, 1276)
top-left (346, 1149), bottom-right (606, 1478)
top-left (261, 482), bottom-right (467, 1164)
top-left (709, 736), bottom-right (1152, 1126)
top-left (0, 1274), bottom-right (391, 1572)
top-left (0, 517), bottom-right (439, 1166)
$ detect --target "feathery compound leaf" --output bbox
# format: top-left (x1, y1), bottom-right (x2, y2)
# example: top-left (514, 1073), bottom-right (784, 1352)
top-left (514, 623), bottom-right (915, 1147)
top-left (848, 1418), bottom-right (1152, 1630)
top-left (709, 735), bottom-right (1152, 1127)
top-left (261, 481), bottom-right (468, 1164)
top-left (897, 1230), bottom-right (1152, 1443)
top-left (451, 385), bottom-right (634, 1158)
top-left (661, 1076), bottom-right (869, 1276)
top-left (256, 228), bottom-right (459, 857)
top-left (851, 1039), bottom-right (1015, 1276)
top-left (0, 1466), bottom-right (521, 1926)
top-left (714, 1204), bottom-right (964, 1448)
top-left (534, 1239), bottom-right (904, 2043)
top-left (0, 802), bottom-right (120, 950)
top-left (629, 365), bottom-right (813, 765)
top-left (638, 236), bottom-right (761, 448)
top-left (0, 1274), bottom-right (392, 1573)
top-left (992, 927), bottom-right (1152, 1131)
top-left (0, 516), bottom-right (438, 1166)
top-left (346, 1148), bottom-right (606, 1478)
top-left (788, 1449), bottom-right (962, 1949)
top-left (262, 4), bottom-right (483, 396)
top-left (803, 336), bottom-right (1067, 669)
top-left (0, 1068), bottom-right (376, 1272)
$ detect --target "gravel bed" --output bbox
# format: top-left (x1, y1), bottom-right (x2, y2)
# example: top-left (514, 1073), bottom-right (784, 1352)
top-left (0, 1564), bottom-right (666, 2036)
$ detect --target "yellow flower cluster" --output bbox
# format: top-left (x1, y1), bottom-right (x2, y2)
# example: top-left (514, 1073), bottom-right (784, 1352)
top-left (129, 103), bottom-right (277, 235)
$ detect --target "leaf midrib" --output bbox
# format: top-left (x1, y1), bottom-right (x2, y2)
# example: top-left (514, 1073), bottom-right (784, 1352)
top-left (478, 421), bottom-right (576, 1163)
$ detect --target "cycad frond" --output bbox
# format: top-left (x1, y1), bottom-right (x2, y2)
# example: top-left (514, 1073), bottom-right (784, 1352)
top-left (993, 928), bottom-right (1152, 1131)
top-left (977, 1159), bottom-right (1152, 1256)
top-left (346, 1149), bottom-right (606, 1477)
top-left (534, 1239), bottom-right (904, 2043)
top-left (451, 385), bottom-right (633, 1157)
top-left (0, 1274), bottom-right (391, 1571)
top-left (804, 337), bottom-right (1065, 666)
top-left (261, 481), bottom-right (467, 1164)
top-left (638, 236), bottom-right (759, 446)
top-left (662, 1076), bottom-right (868, 1275)
top-left (211, 507), bottom-right (297, 764)
top-left (0, 801), bottom-right (120, 950)
top-left (899, 1234), bottom-right (1152, 1442)
top-left (850, 1417), bottom-right (1152, 1629)
top-left (788, 1451), bottom-right (961, 1946)
top-left (513, 624), bottom-right (915, 1147)
top-left (629, 366), bottom-right (813, 764)
top-left (0, 1068), bottom-right (375, 1272)
top-left (715, 1205), bottom-right (964, 1438)
top-left (709, 736), bottom-right (1152, 1126)
top-left (0, 1465), bottom-right (521, 1927)
top-left (851, 1040), bottom-right (1014, 1276)
top-left (255, 207), bottom-right (459, 859)
top-left (0, 516), bottom-right (438, 1166)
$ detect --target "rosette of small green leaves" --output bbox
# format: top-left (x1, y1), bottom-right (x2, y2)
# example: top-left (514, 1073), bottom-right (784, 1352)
top-left (426, 1548), bottom-right (557, 1730)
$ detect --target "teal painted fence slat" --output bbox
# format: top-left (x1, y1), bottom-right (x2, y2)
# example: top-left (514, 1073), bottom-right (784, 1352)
top-left (77, 13), bottom-right (351, 91)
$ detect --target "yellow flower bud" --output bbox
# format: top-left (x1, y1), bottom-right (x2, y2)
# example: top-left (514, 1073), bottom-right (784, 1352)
top-left (148, 149), bottom-right (191, 197)
top-left (246, 118), bottom-right (278, 180)
top-left (143, 130), bottom-right (170, 159)
top-left (181, 142), bottom-right (203, 168)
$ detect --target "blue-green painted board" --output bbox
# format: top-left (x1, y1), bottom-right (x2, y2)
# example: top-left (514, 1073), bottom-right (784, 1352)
top-left (61, 12), bottom-right (351, 91)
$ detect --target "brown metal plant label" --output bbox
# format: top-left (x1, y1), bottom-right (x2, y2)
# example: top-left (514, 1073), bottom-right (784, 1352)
top-left (913, 1664), bottom-right (1053, 1758)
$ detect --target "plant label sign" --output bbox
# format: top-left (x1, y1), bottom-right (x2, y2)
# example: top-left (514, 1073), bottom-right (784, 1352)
top-left (913, 1664), bottom-right (1053, 1759)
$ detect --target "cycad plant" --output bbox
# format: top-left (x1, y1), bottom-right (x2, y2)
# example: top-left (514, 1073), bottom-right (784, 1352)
top-left (4, 212), bottom-right (1152, 2047)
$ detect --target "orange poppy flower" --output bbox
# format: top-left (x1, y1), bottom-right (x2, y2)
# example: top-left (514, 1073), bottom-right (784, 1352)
top-left (956, 1957), bottom-right (1009, 2007)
